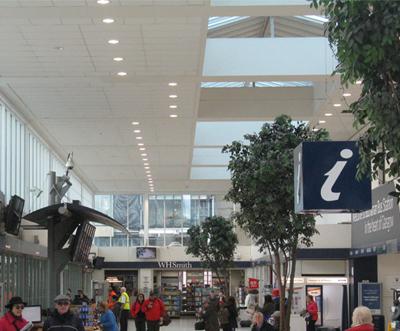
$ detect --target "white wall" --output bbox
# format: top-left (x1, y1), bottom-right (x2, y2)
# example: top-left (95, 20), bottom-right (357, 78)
top-left (378, 253), bottom-right (400, 324)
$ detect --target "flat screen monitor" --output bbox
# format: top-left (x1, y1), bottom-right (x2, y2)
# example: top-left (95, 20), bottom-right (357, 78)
top-left (5, 195), bottom-right (25, 236)
top-left (71, 221), bottom-right (96, 263)
top-left (22, 305), bottom-right (42, 323)
top-left (136, 247), bottom-right (156, 259)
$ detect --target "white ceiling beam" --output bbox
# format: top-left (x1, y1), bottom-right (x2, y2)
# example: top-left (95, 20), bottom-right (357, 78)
top-left (203, 37), bottom-right (337, 80)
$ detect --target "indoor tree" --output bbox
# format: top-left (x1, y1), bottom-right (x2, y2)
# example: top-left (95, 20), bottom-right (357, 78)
top-left (312, 0), bottom-right (400, 191)
top-left (223, 115), bottom-right (328, 331)
top-left (186, 216), bottom-right (238, 293)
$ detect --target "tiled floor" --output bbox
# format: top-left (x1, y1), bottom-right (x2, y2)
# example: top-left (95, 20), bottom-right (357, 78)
top-left (127, 317), bottom-right (250, 330)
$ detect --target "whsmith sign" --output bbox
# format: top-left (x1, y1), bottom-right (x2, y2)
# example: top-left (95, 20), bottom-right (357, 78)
top-left (351, 182), bottom-right (400, 256)
top-left (103, 261), bottom-right (252, 269)
top-left (294, 141), bottom-right (371, 213)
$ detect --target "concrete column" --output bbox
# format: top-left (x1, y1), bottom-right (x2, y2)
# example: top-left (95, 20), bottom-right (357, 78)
top-left (143, 194), bottom-right (149, 245)
top-left (139, 269), bottom-right (153, 297)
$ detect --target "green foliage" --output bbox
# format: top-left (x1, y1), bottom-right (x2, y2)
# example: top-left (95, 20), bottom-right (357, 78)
top-left (311, 0), bottom-right (400, 191)
top-left (186, 216), bottom-right (238, 284)
top-left (222, 115), bottom-right (328, 254)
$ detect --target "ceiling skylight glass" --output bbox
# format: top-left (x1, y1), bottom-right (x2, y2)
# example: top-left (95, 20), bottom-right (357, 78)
top-left (201, 81), bottom-right (313, 88)
top-left (208, 16), bottom-right (250, 29)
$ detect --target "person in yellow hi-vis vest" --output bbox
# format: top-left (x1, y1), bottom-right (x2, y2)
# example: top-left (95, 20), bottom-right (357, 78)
top-left (118, 287), bottom-right (130, 331)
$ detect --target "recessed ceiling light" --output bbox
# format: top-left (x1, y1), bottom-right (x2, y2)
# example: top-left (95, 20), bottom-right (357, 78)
top-left (108, 39), bottom-right (119, 44)
top-left (132, 121), bottom-right (139, 125)
top-left (117, 72), bottom-right (127, 76)
top-left (312, 128), bottom-right (319, 132)
top-left (356, 80), bottom-right (362, 85)
top-left (333, 103), bottom-right (341, 107)
top-left (146, 171), bottom-right (151, 174)
top-left (145, 166), bottom-right (150, 170)
top-left (147, 174), bottom-right (152, 177)
top-left (54, 46), bottom-right (64, 51)
top-left (136, 137), bottom-right (143, 140)
top-left (141, 153), bottom-right (147, 157)
top-left (144, 163), bottom-right (149, 166)
top-left (325, 113), bottom-right (333, 117)
top-left (169, 105), bottom-right (177, 109)
top-left (319, 120), bottom-right (326, 124)
top-left (169, 94), bottom-right (178, 99)
top-left (134, 130), bottom-right (141, 133)
top-left (343, 92), bottom-right (351, 97)
top-left (140, 147), bottom-right (146, 151)
top-left (113, 57), bottom-right (124, 62)
top-left (168, 82), bottom-right (178, 87)
top-left (102, 18), bottom-right (115, 24)
top-left (169, 114), bottom-right (178, 118)
top-left (97, 0), bottom-right (110, 4)
top-left (142, 158), bottom-right (148, 161)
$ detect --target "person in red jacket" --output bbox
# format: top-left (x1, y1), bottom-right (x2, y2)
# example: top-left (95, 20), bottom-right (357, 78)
top-left (346, 306), bottom-right (374, 331)
top-left (131, 293), bottom-right (146, 331)
top-left (306, 295), bottom-right (318, 331)
top-left (142, 291), bottom-right (165, 331)
top-left (0, 297), bottom-right (30, 331)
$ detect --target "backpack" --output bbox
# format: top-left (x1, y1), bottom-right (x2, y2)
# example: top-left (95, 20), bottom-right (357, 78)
top-left (219, 307), bottom-right (230, 326)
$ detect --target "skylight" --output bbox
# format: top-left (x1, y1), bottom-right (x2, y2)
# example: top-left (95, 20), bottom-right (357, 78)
top-left (208, 16), bottom-right (250, 30)
top-left (296, 15), bottom-right (329, 24)
top-left (201, 81), bottom-right (313, 88)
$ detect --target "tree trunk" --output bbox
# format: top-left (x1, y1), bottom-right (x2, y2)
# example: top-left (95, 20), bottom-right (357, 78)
top-left (273, 251), bottom-right (286, 331)
top-left (283, 245), bottom-right (298, 331)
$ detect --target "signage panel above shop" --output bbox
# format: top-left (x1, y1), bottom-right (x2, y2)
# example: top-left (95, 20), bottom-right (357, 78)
top-left (351, 182), bottom-right (400, 256)
top-left (103, 261), bottom-right (252, 269)
top-left (294, 141), bottom-right (371, 213)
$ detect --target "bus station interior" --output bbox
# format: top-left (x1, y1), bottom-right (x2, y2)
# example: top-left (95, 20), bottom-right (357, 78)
top-left (0, 1), bottom-right (399, 330)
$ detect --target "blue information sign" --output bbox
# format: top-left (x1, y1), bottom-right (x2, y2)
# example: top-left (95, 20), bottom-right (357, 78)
top-left (358, 282), bottom-right (382, 314)
top-left (294, 141), bottom-right (371, 213)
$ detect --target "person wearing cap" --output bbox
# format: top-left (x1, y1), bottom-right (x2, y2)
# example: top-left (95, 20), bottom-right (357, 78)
top-left (117, 287), bottom-right (130, 331)
top-left (142, 291), bottom-right (165, 331)
top-left (43, 294), bottom-right (84, 331)
top-left (0, 297), bottom-right (30, 331)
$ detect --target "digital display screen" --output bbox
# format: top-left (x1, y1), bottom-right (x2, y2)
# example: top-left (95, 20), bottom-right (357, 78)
top-left (22, 305), bottom-right (42, 323)
top-left (136, 247), bottom-right (156, 259)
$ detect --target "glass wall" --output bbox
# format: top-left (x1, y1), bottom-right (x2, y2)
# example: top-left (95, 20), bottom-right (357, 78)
top-left (0, 97), bottom-right (93, 213)
top-left (94, 195), bottom-right (144, 247)
top-left (94, 194), bottom-right (214, 247)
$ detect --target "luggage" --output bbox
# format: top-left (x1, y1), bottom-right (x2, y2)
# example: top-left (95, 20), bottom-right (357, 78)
top-left (194, 320), bottom-right (205, 330)
top-left (161, 312), bottom-right (171, 326)
top-left (240, 320), bottom-right (252, 327)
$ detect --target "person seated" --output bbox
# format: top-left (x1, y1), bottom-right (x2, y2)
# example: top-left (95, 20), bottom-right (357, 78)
top-left (345, 306), bottom-right (374, 331)
top-left (72, 290), bottom-right (90, 305)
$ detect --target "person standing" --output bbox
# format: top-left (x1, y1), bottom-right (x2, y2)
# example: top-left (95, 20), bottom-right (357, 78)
top-left (202, 291), bottom-right (219, 331)
top-left (227, 296), bottom-right (238, 331)
top-left (262, 295), bottom-right (275, 320)
top-left (44, 294), bottom-right (84, 331)
top-left (142, 291), bottom-right (165, 331)
top-left (97, 301), bottom-right (119, 331)
top-left (305, 295), bottom-right (318, 331)
top-left (72, 290), bottom-right (90, 305)
top-left (131, 293), bottom-right (146, 331)
top-left (0, 297), bottom-right (30, 331)
top-left (117, 287), bottom-right (130, 331)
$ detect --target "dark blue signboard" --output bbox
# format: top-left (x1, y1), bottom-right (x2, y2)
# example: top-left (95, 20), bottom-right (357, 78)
top-left (294, 141), bottom-right (371, 213)
top-left (358, 282), bottom-right (382, 314)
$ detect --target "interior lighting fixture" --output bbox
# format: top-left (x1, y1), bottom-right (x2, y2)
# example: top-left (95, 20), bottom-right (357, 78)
top-left (169, 94), bottom-right (178, 99)
top-left (170, 114), bottom-right (178, 118)
top-left (319, 120), bottom-right (326, 124)
top-left (168, 82), bottom-right (178, 86)
top-left (136, 136), bottom-right (143, 140)
top-left (138, 143), bottom-right (144, 147)
top-left (333, 103), bottom-right (341, 107)
top-left (169, 105), bottom-right (177, 109)
top-left (141, 153), bottom-right (147, 157)
top-left (132, 121), bottom-right (139, 125)
top-left (146, 171), bottom-right (151, 174)
top-left (356, 80), bottom-right (362, 85)
top-left (134, 130), bottom-right (141, 133)
top-left (117, 72), bottom-right (127, 76)
top-left (343, 92), bottom-right (351, 97)
top-left (54, 46), bottom-right (64, 51)
top-left (144, 163), bottom-right (149, 166)
top-left (147, 174), bottom-right (152, 177)
top-left (108, 39), bottom-right (119, 44)
top-left (324, 113), bottom-right (333, 117)
top-left (102, 18), bottom-right (115, 24)
top-left (145, 166), bottom-right (150, 170)
top-left (97, 0), bottom-right (110, 4)
top-left (113, 57), bottom-right (124, 62)
top-left (139, 148), bottom-right (146, 151)
top-left (143, 158), bottom-right (148, 161)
